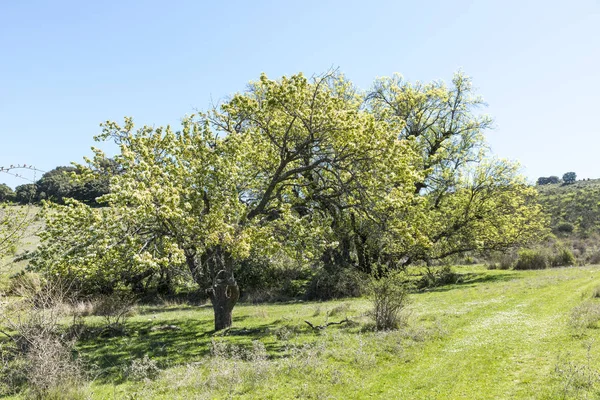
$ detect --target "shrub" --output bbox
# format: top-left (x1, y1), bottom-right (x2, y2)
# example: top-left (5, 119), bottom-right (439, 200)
top-left (514, 249), bottom-right (548, 270)
top-left (485, 251), bottom-right (516, 270)
top-left (235, 254), bottom-right (312, 302)
top-left (93, 292), bottom-right (135, 335)
top-left (416, 265), bottom-right (460, 289)
top-left (367, 271), bottom-right (409, 331)
top-left (563, 172), bottom-right (577, 185)
top-left (587, 251), bottom-right (600, 265)
top-left (0, 281), bottom-right (84, 397)
top-left (555, 222), bottom-right (575, 234)
top-left (125, 355), bottom-right (160, 381)
top-left (551, 248), bottom-right (577, 267)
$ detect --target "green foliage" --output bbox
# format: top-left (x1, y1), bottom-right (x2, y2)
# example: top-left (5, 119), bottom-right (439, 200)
top-left (366, 72), bottom-right (547, 267)
top-left (537, 176), bottom-right (560, 185)
top-left (31, 71), bottom-right (548, 329)
top-left (551, 248), bottom-right (577, 267)
top-left (563, 171), bottom-right (577, 185)
top-left (32, 164), bottom-right (115, 206)
top-left (306, 264), bottom-right (366, 301)
top-left (555, 221), bottom-right (575, 234)
top-left (14, 184), bottom-right (36, 204)
top-left (514, 249), bottom-right (548, 270)
top-left (36, 166), bottom-right (80, 203)
top-left (416, 265), bottom-right (460, 288)
top-left (0, 204), bottom-right (35, 259)
top-left (0, 184), bottom-right (14, 202)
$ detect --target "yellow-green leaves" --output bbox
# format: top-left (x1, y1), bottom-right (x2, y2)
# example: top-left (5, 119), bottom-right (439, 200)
top-left (33, 70), bottom-right (549, 293)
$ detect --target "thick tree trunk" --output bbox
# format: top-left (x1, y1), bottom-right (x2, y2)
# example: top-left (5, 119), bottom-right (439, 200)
top-left (184, 246), bottom-right (240, 330)
top-left (208, 270), bottom-right (240, 331)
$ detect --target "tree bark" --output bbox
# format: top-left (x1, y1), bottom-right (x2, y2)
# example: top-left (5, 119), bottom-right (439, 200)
top-left (208, 270), bottom-right (240, 331)
top-left (204, 247), bottom-right (239, 331)
top-left (185, 246), bottom-right (240, 330)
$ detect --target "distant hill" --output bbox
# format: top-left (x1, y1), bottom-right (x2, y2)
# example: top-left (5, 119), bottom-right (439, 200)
top-left (536, 178), bottom-right (600, 235)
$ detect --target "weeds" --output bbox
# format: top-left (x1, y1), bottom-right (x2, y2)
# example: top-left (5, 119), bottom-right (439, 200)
top-left (555, 341), bottom-right (600, 399)
top-left (124, 355), bottom-right (161, 381)
top-left (570, 301), bottom-right (600, 331)
top-left (0, 280), bottom-right (85, 397)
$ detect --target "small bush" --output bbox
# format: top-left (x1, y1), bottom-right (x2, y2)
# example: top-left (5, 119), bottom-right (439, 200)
top-left (485, 252), bottom-right (516, 270)
top-left (416, 266), bottom-right (460, 289)
top-left (125, 355), bottom-right (161, 381)
top-left (587, 251), bottom-right (600, 265)
top-left (551, 248), bottom-right (577, 267)
top-left (514, 249), bottom-right (548, 270)
top-left (93, 292), bottom-right (136, 335)
top-left (0, 282), bottom-right (84, 398)
top-left (367, 271), bottom-right (409, 331)
top-left (24, 336), bottom-right (84, 396)
top-left (328, 302), bottom-right (351, 317)
top-left (554, 343), bottom-right (600, 399)
top-left (555, 222), bottom-right (575, 234)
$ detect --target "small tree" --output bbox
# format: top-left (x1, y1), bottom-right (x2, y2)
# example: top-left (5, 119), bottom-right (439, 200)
top-left (14, 184), bottom-right (36, 205)
top-left (0, 184), bottom-right (14, 202)
top-left (563, 172), bottom-right (577, 185)
top-left (536, 177), bottom-right (549, 185)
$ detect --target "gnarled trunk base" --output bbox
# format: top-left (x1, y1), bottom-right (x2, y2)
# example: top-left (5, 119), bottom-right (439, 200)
top-left (208, 270), bottom-right (240, 331)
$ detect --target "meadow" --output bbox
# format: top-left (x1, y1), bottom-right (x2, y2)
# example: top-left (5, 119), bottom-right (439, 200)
top-left (4, 264), bottom-right (600, 399)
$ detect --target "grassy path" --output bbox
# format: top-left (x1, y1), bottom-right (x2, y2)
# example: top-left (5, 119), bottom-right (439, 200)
top-left (368, 268), bottom-right (600, 399)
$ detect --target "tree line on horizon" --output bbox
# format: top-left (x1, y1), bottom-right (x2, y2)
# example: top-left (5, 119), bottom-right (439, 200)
top-left (0, 160), bottom-right (119, 205)
top-left (537, 172), bottom-right (578, 186)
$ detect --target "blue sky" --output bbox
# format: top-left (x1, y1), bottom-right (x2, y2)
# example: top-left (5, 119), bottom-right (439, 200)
top-left (1, 0), bottom-right (598, 188)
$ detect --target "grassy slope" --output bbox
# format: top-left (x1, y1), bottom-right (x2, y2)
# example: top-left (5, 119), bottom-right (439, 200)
top-left (0, 205), bottom-right (41, 290)
top-left (72, 265), bottom-right (600, 399)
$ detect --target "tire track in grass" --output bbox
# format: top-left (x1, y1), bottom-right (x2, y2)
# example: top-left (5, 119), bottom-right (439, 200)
top-left (369, 267), bottom-right (600, 400)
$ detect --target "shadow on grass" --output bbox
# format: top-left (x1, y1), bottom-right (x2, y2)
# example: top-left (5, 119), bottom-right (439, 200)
top-left (137, 304), bottom-right (209, 315)
top-left (76, 314), bottom-right (306, 383)
top-left (416, 271), bottom-right (522, 293)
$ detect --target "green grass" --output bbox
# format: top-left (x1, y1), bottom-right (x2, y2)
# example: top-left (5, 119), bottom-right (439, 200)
top-left (12, 265), bottom-right (595, 399)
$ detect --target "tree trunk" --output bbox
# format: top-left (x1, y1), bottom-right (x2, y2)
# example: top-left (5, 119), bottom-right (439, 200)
top-left (202, 246), bottom-right (239, 331)
top-left (184, 246), bottom-right (240, 330)
top-left (208, 270), bottom-right (240, 331)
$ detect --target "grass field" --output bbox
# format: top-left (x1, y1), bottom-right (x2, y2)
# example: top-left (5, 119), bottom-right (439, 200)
top-left (4, 265), bottom-right (595, 399)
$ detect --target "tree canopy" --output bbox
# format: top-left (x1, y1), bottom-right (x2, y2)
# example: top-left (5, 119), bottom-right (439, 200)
top-left (563, 172), bottom-right (577, 185)
top-left (32, 71), bottom-right (547, 330)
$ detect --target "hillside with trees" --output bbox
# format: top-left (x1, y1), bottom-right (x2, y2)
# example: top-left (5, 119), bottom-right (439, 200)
top-left (536, 177), bottom-right (600, 236)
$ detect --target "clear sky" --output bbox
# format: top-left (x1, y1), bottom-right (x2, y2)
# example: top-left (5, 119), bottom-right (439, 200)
top-left (1, 0), bottom-right (598, 188)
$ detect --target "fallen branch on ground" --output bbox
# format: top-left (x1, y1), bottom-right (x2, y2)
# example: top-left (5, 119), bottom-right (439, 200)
top-left (304, 317), bottom-right (352, 331)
